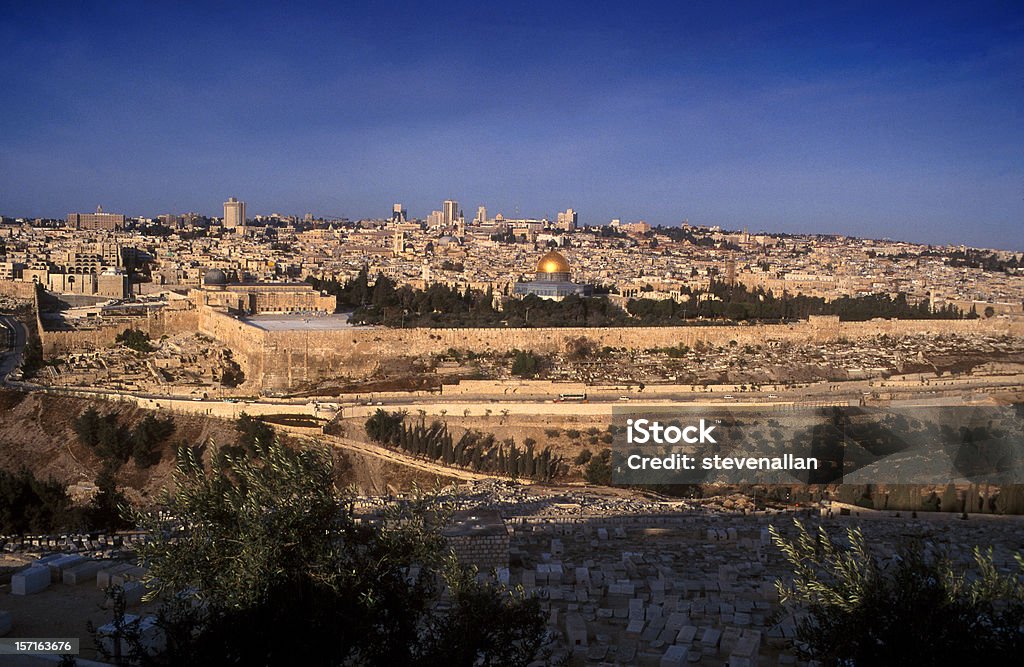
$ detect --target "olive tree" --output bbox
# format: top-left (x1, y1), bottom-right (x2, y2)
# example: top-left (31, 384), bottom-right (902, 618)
top-left (121, 439), bottom-right (549, 666)
top-left (770, 519), bottom-right (1024, 665)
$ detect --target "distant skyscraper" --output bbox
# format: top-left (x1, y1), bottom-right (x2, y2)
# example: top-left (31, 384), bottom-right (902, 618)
top-left (223, 197), bottom-right (246, 230)
top-left (557, 208), bottom-right (578, 231)
top-left (392, 203), bottom-right (407, 223)
top-left (442, 200), bottom-right (459, 227)
top-left (475, 205), bottom-right (487, 224)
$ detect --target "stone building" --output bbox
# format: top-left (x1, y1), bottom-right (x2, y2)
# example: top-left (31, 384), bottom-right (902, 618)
top-left (192, 268), bottom-right (335, 315)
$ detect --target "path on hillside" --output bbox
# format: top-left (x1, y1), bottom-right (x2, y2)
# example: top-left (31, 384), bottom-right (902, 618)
top-left (0, 315), bottom-right (27, 383)
top-left (312, 433), bottom-right (498, 482)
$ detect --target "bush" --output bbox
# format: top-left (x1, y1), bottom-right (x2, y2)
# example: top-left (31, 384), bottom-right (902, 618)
top-left (115, 328), bottom-right (154, 353)
top-left (510, 349), bottom-right (541, 377)
top-left (130, 415), bottom-right (176, 468)
top-left (221, 357), bottom-right (245, 387)
top-left (584, 449), bottom-right (612, 485)
top-left (771, 519), bottom-right (1024, 665)
top-left (234, 413), bottom-right (275, 456)
top-left (0, 468), bottom-right (78, 533)
top-left (574, 449), bottom-right (593, 465)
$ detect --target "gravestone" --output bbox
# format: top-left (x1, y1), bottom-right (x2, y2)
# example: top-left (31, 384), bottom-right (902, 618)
top-left (676, 625), bottom-right (698, 644)
top-left (564, 612), bottom-right (587, 650)
top-left (11, 566), bottom-right (50, 595)
top-left (63, 560), bottom-right (105, 585)
top-left (660, 645), bottom-right (689, 667)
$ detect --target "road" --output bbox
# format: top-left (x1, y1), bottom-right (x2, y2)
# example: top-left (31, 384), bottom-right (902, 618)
top-left (0, 314), bottom-right (27, 383)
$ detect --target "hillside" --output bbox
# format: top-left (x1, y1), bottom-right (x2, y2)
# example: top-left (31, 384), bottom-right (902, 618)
top-left (0, 389), bottom-right (453, 505)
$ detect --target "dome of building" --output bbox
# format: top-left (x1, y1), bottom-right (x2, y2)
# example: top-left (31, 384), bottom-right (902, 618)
top-left (514, 249), bottom-right (592, 300)
top-left (536, 250), bottom-right (570, 275)
top-left (203, 268), bottom-right (228, 288)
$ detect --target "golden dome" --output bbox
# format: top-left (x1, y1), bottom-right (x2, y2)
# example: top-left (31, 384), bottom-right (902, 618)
top-left (536, 250), bottom-right (570, 274)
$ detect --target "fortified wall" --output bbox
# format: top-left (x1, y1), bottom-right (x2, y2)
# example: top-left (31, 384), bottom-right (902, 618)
top-left (25, 287), bottom-right (1024, 393)
top-left (39, 308), bottom-right (199, 356)
top-left (245, 315), bottom-right (1022, 391)
top-left (0, 280), bottom-right (39, 300)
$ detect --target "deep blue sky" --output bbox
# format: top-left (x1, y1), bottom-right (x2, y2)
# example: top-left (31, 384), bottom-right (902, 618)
top-left (1, 1), bottom-right (1022, 249)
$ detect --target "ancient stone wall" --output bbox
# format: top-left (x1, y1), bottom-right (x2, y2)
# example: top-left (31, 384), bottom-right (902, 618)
top-left (39, 308), bottom-right (199, 355)
top-left (196, 308), bottom-right (266, 388)
top-left (0, 280), bottom-right (39, 300)
top-left (33, 296), bottom-right (1024, 391)
top-left (253, 315), bottom-right (1021, 390)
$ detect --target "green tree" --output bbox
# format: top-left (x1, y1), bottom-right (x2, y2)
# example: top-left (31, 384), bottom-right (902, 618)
top-left (233, 413), bottom-right (275, 457)
top-left (364, 409), bottom-right (406, 445)
top-left (584, 449), bottom-right (612, 485)
top-left (20, 336), bottom-right (44, 379)
top-left (115, 328), bottom-right (154, 353)
top-left (771, 519), bottom-right (1024, 665)
top-left (74, 406), bottom-right (103, 448)
top-left (124, 439), bottom-right (549, 666)
top-left (0, 468), bottom-right (79, 533)
top-left (510, 350), bottom-right (540, 377)
top-left (130, 415), bottom-right (176, 468)
top-left (89, 467), bottom-right (132, 532)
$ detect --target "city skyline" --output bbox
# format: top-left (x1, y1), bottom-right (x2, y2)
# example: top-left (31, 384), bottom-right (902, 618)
top-left (1, 1), bottom-right (1022, 248)
top-left (19, 197), bottom-right (1021, 252)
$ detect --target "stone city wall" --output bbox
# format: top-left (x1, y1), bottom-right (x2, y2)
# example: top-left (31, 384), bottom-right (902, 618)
top-left (196, 308), bottom-right (266, 386)
top-left (0, 279), bottom-right (39, 300)
top-left (253, 315), bottom-right (1021, 390)
top-left (31, 297), bottom-right (1024, 392)
top-left (39, 309), bottom-right (199, 356)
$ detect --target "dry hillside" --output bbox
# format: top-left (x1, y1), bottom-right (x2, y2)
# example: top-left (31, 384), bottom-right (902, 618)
top-left (0, 389), bottom-right (454, 504)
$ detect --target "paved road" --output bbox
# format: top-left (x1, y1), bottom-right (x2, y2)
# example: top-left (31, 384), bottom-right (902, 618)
top-left (0, 315), bottom-right (27, 383)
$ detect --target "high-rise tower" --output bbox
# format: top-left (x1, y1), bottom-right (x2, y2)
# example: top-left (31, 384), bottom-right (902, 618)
top-left (442, 200), bottom-right (459, 227)
top-left (223, 197), bottom-right (246, 230)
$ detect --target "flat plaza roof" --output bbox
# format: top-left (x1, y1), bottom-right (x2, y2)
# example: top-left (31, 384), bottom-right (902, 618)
top-left (242, 313), bottom-right (361, 331)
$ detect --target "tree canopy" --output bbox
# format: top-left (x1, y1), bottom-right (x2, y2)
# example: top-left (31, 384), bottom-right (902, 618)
top-left (310, 270), bottom-right (964, 328)
top-left (121, 438), bottom-right (549, 666)
top-left (770, 519), bottom-right (1024, 665)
